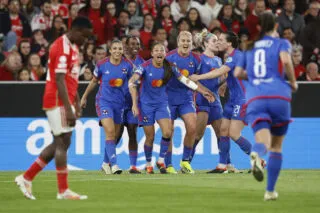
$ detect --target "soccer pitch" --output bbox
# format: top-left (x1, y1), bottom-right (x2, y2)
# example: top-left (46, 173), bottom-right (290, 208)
top-left (1, 170), bottom-right (319, 213)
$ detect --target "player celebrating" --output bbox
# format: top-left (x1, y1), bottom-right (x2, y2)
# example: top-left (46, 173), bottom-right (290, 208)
top-left (81, 40), bottom-right (133, 175)
top-left (189, 32), bottom-right (224, 164)
top-left (116, 35), bottom-right (145, 174)
top-left (189, 32), bottom-right (252, 173)
top-left (234, 12), bottom-right (297, 201)
top-left (165, 31), bottom-right (210, 174)
top-left (129, 42), bottom-right (214, 174)
top-left (15, 17), bottom-right (93, 200)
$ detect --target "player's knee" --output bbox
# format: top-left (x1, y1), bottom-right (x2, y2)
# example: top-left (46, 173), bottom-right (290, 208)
top-left (186, 124), bottom-right (196, 137)
top-left (145, 134), bottom-right (155, 144)
top-left (229, 128), bottom-right (240, 141)
top-left (220, 126), bottom-right (229, 136)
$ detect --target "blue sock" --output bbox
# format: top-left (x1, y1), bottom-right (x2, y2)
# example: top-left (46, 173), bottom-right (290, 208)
top-left (165, 151), bottom-right (172, 167)
top-left (267, 152), bottom-right (282, 192)
top-left (252, 143), bottom-right (268, 156)
top-left (235, 136), bottom-right (252, 155)
top-left (105, 140), bottom-right (117, 166)
top-left (218, 136), bottom-right (230, 164)
top-left (227, 152), bottom-right (231, 164)
top-left (144, 144), bottom-right (153, 163)
top-left (159, 137), bottom-right (170, 158)
top-left (182, 146), bottom-right (192, 161)
top-left (129, 150), bottom-right (137, 167)
top-left (190, 139), bottom-right (200, 162)
top-left (103, 148), bottom-right (109, 164)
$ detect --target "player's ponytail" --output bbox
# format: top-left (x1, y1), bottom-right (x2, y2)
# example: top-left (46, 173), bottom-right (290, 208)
top-left (162, 58), bottom-right (173, 85)
top-left (224, 31), bottom-right (239, 49)
top-left (258, 12), bottom-right (276, 41)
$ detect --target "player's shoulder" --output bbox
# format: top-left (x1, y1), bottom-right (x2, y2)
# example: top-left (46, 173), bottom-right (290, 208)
top-left (166, 49), bottom-right (178, 58)
top-left (191, 51), bottom-right (201, 62)
top-left (136, 55), bottom-right (145, 64)
top-left (122, 57), bottom-right (134, 67)
top-left (97, 57), bottom-right (109, 66)
top-left (141, 59), bottom-right (152, 68)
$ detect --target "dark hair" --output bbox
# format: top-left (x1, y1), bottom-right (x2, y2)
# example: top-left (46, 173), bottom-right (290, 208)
top-left (176, 17), bottom-right (191, 30)
top-left (125, 35), bottom-right (140, 45)
top-left (150, 42), bottom-right (172, 85)
top-left (186, 7), bottom-right (205, 31)
top-left (82, 0), bottom-right (106, 17)
top-left (118, 9), bottom-right (131, 19)
top-left (71, 16), bottom-right (93, 30)
top-left (157, 4), bottom-right (173, 20)
top-left (258, 12), bottom-right (276, 40)
top-left (218, 3), bottom-right (236, 21)
top-left (141, 13), bottom-right (154, 30)
top-left (152, 27), bottom-right (166, 36)
top-left (93, 46), bottom-right (105, 54)
top-left (224, 31), bottom-right (239, 48)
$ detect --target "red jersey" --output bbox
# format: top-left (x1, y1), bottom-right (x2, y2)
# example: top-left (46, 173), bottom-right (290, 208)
top-left (51, 3), bottom-right (69, 19)
top-left (43, 35), bottom-right (80, 109)
top-left (10, 16), bottom-right (23, 39)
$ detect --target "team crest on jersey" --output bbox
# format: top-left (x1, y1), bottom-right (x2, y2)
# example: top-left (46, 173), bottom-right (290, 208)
top-left (189, 62), bottom-right (194, 67)
top-left (105, 70), bottom-right (110, 74)
top-left (102, 110), bottom-right (108, 115)
top-left (226, 57), bottom-right (233, 63)
top-left (122, 68), bottom-right (128, 74)
top-left (143, 116), bottom-right (148, 122)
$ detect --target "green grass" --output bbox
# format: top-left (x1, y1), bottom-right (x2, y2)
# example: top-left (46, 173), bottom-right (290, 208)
top-left (1, 170), bottom-right (319, 213)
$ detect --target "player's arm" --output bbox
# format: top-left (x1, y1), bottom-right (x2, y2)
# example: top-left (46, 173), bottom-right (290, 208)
top-left (189, 65), bottom-right (231, 81)
top-left (74, 92), bottom-right (82, 118)
top-left (233, 66), bottom-right (248, 79)
top-left (128, 73), bottom-right (141, 117)
top-left (80, 76), bottom-right (99, 108)
top-left (280, 51), bottom-right (298, 92)
top-left (56, 73), bottom-right (76, 126)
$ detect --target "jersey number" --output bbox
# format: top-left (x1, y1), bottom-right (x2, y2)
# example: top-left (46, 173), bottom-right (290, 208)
top-left (253, 49), bottom-right (266, 78)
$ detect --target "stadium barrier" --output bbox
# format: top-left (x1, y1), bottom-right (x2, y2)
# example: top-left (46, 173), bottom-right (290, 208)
top-left (0, 82), bottom-right (319, 170)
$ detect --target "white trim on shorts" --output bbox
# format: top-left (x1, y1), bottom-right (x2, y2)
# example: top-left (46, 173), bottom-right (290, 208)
top-left (45, 106), bottom-right (75, 136)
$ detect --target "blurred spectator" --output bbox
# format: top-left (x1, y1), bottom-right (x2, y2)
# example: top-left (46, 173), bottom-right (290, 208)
top-left (277, 0), bottom-right (305, 37)
top-left (17, 38), bottom-right (30, 65)
top-left (304, 1), bottom-right (320, 25)
top-left (0, 0), bottom-right (8, 11)
top-left (154, 4), bottom-right (176, 34)
top-left (151, 27), bottom-right (168, 50)
top-left (0, 33), bottom-right (4, 53)
top-left (238, 27), bottom-right (250, 50)
top-left (186, 7), bottom-right (206, 31)
top-left (292, 47), bottom-right (306, 79)
top-left (128, 28), bottom-right (140, 37)
top-left (211, 26), bottom-right (223, 37)
top-left (0, 51), bottom-right (22, 80)
top-left (19, 0), bottom-right (40, 22)
top-left (168, 17), bottom-right (191, 49)
top-left (31, 0), bottom-right (52, 32)
top-left (282, 27), bottom-right (301, 49)
top-left (45, 15), bottom-right (66, 43)
top-left (65, 3), bottom-right (79, 29)
top-left (114, 9), bottom-right (131, 39)
top-left (126, 0), bottom-right (143, 29)
top-left (80, 46), bottom-right (106, 80)
top-left (170, 0), bottom-right (211, 27)
top-left (106, 1), bottom-right (117, 28)
top-left (244, 0), bottom-right (266, 40)
top-left (234, 0), bottom-right (251, 23)
top-left (30, 29), bottom-right (48, 66)
top-left (140, 13), bottom-right (154, 58)
top-left (140, 0), bottom-right (157, 17)
top-left (294, 0), bottom-right (309, 15)
top-left (83, 40), bottom-right (95, 63)
top-left (28, 53), bottom-right (45, 80)
top-left (50, 0), bottom-right (68, 19)
top-left (267, 0), bottom-right (282, 16)
top-left (79, 0), bottom-right (114, 46)
top-left (17, 68), bottom-right (31, 81)
top-left (0, 0), bottom-right (32, 51)
top-left (298, 62), bottom-right (320, 81)
top-left (218, 3), bottom-right (240, 34)
top-left (204, 0), bottom-right (223, 22)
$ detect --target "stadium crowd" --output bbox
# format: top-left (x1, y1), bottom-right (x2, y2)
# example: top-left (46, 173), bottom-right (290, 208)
top-left (0, 0), bottom-right (319, 81)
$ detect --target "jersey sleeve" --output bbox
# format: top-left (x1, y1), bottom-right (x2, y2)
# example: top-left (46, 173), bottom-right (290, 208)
top-left (279, 39), bottom-right (292, 54)
top-left (93, 64), bottom-right (102, 79)
top-left (225, 51), bottom-right (242, 70)
top-left (236, 51), bottom-right (246, 69)
top-left (172, 64), bottom-right (182, 78)
top-left (134, 65), bottom-right (145, 76)
top-left (52, 48), bottom-right (69, 74)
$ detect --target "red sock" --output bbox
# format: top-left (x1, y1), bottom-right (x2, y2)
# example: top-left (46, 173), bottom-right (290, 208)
top-left (24, 157), bottom-right (47, 181)
top-left (56, 166), bottom-right (68, 193)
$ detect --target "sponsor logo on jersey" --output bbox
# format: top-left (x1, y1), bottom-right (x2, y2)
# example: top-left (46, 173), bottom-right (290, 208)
top-left (109, 78), bottom-right (123, 87)
top-left (151, 79), bottom-right (163, 87)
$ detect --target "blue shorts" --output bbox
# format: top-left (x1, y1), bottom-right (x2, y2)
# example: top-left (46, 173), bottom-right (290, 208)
top-left (95, 102), bottom-right (124, 125)
top-left (246, 98), bottom-right (291, 136)
top-left (223, 101), bottom-right (246, 121)
top-left (123, 108), bottom-right (138, 125)
top-left (139, 103), bottom-right (171, 126)
top-left (169, 101), bottom-right (196, 120)
top-left (197, 103), bottom-right (223, 124)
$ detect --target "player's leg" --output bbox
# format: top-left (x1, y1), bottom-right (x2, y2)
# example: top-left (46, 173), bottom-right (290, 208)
top-left (156, 118), bottom-right (172, 174)
top-left (190, 110), bottom-right (209, 163)
top-left (143, 125), bottom-right (155, 174)
top-left (116, 124), bottom-right (125, 145)
top-left (127, 123), bottom-right (140, 173)
top-left (165, 105), bottom-right (177, 173)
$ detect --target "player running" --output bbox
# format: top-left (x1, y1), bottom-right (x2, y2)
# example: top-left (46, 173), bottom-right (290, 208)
top-left (128, 42), bottom-right (214, 174)
top-left (116, 35), bottom-right (145, 174)
top-left (189, 31), bottom-right (224, 164)
top-left (189, 31), bottom-right (253, 173)
top-left (234, 12), bottom-right (297, 201)
top-left (15, 17), bottom-right (93, 200)
top-left (165, 31), bottom-right (212, 174)
top-left (81, 40), bottom-right (134, 175)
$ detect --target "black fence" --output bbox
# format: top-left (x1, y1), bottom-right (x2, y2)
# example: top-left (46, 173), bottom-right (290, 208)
top-left (0, 82), bottom-right (318, 117)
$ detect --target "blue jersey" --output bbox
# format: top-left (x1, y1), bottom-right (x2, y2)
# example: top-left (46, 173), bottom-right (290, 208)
top-left (196, 54), bottom-right (222, 106)
top-left (166, 49), bottom-right (201, 105)
top-left (239, 36), bottom-right (292, 103)
top-left (225, 49), bottom-right (246, 103)
top-left (123, 55), bottom-right (145, 109)
top-left (94, 57), bottom-right (133, 106)
top-left (135, 59), bottom-right (182, 105)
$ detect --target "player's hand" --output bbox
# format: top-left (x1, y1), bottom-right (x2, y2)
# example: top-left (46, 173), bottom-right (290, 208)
top-left (202, 91), bottom-right (215, 103)
top-left (189, 74), bottom-right (200, 82)
top-left (290, 82), bottom-right (298, 93)
top-left (80, 97), bottom-right (87, 108)
top-left (218, 84), bottom-right (227, 97)
top-left (132, 104), bottom-right (139, 117)
top-left (75, 104), bottom-right (82, 119)
top-left (66, 108), bottom-right (76, 127)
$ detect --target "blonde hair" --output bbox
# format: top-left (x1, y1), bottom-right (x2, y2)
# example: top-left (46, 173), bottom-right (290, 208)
top-left (177, 31), bottom-right (192, 42)
top-left (194, 28), bottom-right (218, 49)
